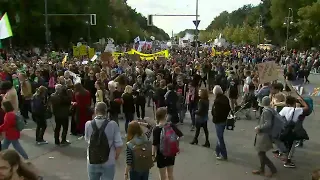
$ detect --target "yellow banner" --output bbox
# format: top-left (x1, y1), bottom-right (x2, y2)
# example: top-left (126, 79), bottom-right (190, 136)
top-left (211, 47), bottom-right (231, 57)
top-left (73, 45), bottom-right (95, 57)
top-left (112, 49), bottom-right (170, 61)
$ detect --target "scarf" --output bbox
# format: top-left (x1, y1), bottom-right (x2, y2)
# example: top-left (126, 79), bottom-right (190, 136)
top-left (186, 87), bottom-right (195, 104)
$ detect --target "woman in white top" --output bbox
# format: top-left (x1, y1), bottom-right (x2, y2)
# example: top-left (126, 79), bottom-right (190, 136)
top-left (278, 95), bottom-right (309, 169)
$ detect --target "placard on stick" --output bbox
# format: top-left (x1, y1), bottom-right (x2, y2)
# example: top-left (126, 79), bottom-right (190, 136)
top-left (257, 61), bottom-right (278, 84)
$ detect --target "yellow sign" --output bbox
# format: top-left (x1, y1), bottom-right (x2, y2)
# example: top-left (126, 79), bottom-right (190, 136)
top-left (73, 46), bottom-right (80, 56)
top-left (73, 46), bottom-right (95, 57)
top-left (89, 48), bottom-right (95, 58)
top-left (79, 45), bottom-right (87, 56)
top-left (211, 47), bottom-right (231, 57)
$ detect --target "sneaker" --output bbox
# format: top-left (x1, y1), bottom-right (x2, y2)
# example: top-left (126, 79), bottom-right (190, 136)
top-left (284, 162), bottom-right (296, 168)
top-left (216, 156), bottom-right (228, 161)
top-left (36, 140), bottom-right (48, 145)
top-left (295, 141), bottom-right (303, 148)
top-left (60, 140), bottom-right (71, 146)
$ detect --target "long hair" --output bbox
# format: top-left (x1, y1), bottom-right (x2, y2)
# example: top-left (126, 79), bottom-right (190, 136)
top-left (0, 150), bottom-right (39, 180)
top-left (74, 83), bottom-right (87, 95)
top-left (126, 121), bottom-right (143, 142)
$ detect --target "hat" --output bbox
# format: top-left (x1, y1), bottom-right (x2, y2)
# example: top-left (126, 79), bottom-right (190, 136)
top-left (261, 96), bottom-right (271, 107)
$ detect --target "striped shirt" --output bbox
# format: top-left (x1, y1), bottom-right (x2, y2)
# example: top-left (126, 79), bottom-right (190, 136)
top-left (126, 124), bottom-right (154, 165)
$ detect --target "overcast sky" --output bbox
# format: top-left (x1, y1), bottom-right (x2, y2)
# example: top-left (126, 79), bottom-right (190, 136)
top-left (127, 0), bottom-right (261, 36)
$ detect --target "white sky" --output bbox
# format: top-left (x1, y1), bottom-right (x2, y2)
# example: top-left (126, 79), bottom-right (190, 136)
top-left (127, 0), bottom-right (261, 36)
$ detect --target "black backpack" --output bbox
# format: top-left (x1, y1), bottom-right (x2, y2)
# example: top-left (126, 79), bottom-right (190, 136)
top-left (89, 120), bottom-right (110, 164)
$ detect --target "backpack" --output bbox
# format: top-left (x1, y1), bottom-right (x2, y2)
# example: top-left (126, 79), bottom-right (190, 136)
top-left (127, 138), bottom-right (153, 172)
top-left (88, 120), bottom-right (110, 164)
top-left (303, 97), bottom-right (313, 116)
top-left (15, 113), bottom-right (25, 131)
top-left (159, 123), bottom-right (179, 157)
top-left (264, 108), bottom-right (287, 139)
top-left (31, 95), bottom-right (42, 113)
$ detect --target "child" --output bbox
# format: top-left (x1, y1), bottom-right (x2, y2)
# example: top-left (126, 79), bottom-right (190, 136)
top-left (272, 93), bottom-right (286, 113)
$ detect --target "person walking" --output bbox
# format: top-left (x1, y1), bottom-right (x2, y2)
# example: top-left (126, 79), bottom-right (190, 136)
top-left (190, 88), bottom-right (210, 147)
top-left (252, 96), bottom-right (277, 178)
top-left (211, 85), bottom-right (230, 160)
top-left (122, 85), bottom-right (135, 134)
top-left (31, 86), bottom-right (49, 145)
top-left (0, 101), bottom-right (29, 160)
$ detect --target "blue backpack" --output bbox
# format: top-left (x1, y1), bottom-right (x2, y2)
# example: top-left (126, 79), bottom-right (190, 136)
top-left (303, 97), bottom-right (313, 116)
top-left (31, 95), bottom-right (42, 113)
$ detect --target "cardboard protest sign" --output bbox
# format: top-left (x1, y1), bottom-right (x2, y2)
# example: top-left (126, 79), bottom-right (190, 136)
top-left (257, 61), bottom-right (278, 84)
top-left (101, 52), bottom-right (113, 67)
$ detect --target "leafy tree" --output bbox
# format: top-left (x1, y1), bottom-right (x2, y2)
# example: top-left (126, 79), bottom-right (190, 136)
top-left (0, 0), bottom-right (170, 47)
top-left (297, 2), bottom-right (320, 47)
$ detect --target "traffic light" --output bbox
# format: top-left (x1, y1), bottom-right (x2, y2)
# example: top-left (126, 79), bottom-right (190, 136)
top-left (90, 14), bottom-right (96, 25)
top-left (147, 15), bottom-right (153, 26)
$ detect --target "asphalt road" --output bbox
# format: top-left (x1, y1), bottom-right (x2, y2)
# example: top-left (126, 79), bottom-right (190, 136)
top-left (13, 74), bottom-right (320, 180)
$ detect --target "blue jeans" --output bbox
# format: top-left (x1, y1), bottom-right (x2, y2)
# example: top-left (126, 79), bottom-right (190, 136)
top-left (87, 163), bottom-right (115, 180)
top-left (215, 123), bottom-right (227, 159)
top-left (129, 170), bottom-right (149, 180)
top-left (2, 138), bottom-right (29, 159)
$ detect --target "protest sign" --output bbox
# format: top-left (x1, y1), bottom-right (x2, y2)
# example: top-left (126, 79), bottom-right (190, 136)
top-left (257, 61), bottom-right (278, 84)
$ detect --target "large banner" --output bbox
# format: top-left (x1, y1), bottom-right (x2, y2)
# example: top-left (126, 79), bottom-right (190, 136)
top-left (112, 49), bottom-right (169, 61)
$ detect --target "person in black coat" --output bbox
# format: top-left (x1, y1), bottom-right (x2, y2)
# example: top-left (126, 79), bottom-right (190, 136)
top-left (212, 85), bottom-right (231, 160)
top-left (190, 89), bottom-right (210, 147)
top-left (122, 85), bottom-right (135, 133)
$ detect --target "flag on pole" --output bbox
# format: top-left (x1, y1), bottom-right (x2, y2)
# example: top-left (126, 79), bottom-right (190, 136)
top-left (0, 13), bottom-right (13, 40)
top-left (61, 55), bottom-right (68, 66)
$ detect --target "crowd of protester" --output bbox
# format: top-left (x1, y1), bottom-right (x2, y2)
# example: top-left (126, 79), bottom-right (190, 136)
top-left (0, 46), bottom-right (317, 180)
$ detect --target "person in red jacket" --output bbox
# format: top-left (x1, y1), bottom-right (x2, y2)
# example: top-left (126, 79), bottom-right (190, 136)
top-left (0, 101), bottom-right (29, 160)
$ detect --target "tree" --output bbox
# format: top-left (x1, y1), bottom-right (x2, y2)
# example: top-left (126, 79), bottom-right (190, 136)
top-left (0, 0), bottom-right (170, 47)
top-left (297, 2), bottom-right (320, 47)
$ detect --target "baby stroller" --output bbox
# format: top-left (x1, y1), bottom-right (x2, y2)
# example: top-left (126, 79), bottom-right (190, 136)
top-left (233, 92), bottom-right (257, 120)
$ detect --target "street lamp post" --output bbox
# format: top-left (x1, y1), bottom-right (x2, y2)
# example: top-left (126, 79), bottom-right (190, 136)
top-left (195, 0), bottom-right (199, 59)
top-left (284, 8), bottom-right (294, 51)
top-left (257, 15), bottom-right (263, 45)
top-left (44, 0), bottom-right (49, 47)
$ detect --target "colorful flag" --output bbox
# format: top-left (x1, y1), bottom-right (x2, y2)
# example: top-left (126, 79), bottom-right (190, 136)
top-left (0, 13), bottom-right (13, 39)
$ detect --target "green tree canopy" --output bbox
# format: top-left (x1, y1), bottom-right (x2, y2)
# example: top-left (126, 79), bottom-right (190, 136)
top-left (186, 0), bottom-right (320, 48)
top-left (0, 0), bottom-right (170, 47)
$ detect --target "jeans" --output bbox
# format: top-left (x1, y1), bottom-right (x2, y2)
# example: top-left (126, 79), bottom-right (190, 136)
top-left (215, 123), bottom-right (227, 158)
top-left (54, 116), bottom-right (69, 143)
top-left (124, 112), bottom-right (134, 133)
top-left (178, 105), bottom-right (187, 123)
top-left (258, 151), bottom-right (277, 173)
top-left (188, 105), bottom-right (196, 126)
top-left (136, 103), bottom-right (145, 119)
top-left (129, 170), bottom-right (149, 180)
top-left (33, 113), bottom-right (47, 141)
top-left (2, 138), bottom-right (29, 159)
top-left (87, 163), bottom-right (115, 180)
